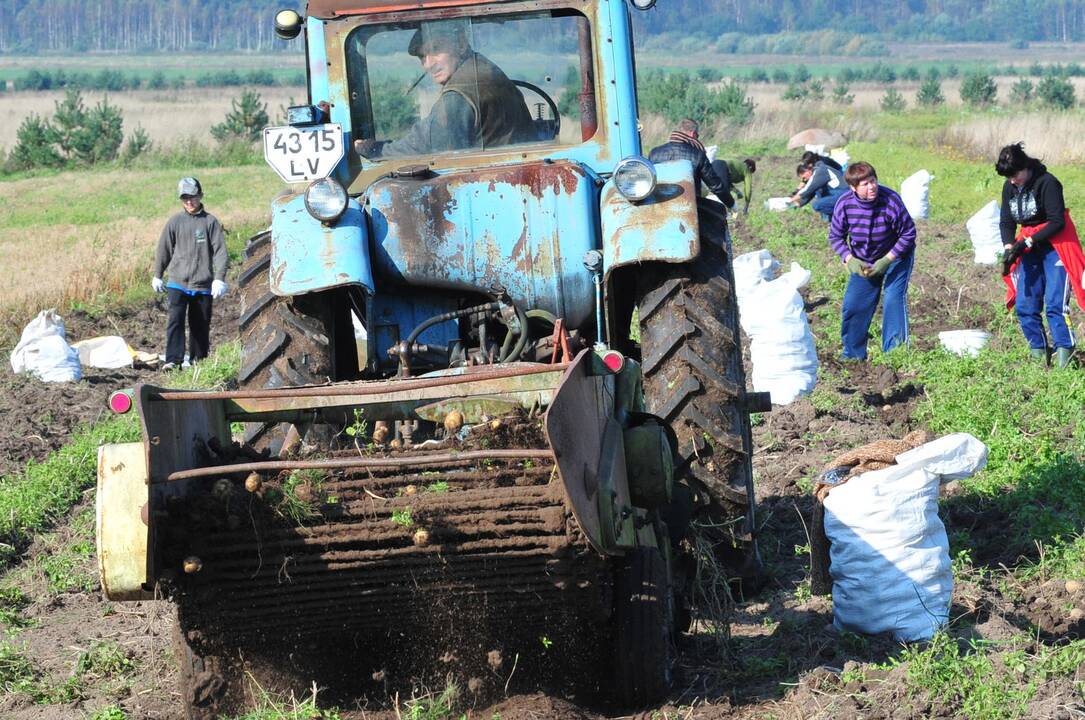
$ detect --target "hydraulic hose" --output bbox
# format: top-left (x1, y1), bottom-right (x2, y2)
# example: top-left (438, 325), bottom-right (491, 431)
top-left (405, 302), bottom-right (498, 349)
top-left (498, 301), bottom-right (531, 363)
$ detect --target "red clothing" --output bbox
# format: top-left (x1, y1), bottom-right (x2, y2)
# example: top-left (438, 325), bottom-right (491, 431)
top-left (1003, 210), bottom-right (1085, 312)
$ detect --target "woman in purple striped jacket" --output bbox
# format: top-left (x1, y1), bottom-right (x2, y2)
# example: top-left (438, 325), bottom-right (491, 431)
top-left (828, 162), bottom-right (918, 361)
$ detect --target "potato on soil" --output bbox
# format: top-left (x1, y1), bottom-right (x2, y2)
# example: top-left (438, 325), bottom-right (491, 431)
top-left (183, 556), bottom-right (203, 574)
top-left (244, 472), bottom-right (263, 493)
top-left (412, 528), bottom-right (430, 546)
top-left (444, 409), bottom-right (464, 433)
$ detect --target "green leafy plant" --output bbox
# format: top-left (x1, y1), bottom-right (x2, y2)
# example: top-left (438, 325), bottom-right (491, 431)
top-left (960, 72), bottom-right (998, 107)
top-left (90, 706), bottom-right (127, 720)
top-left (879, 87), bottom-right (906, 113)
top-left (211, 89), bottom-right (269, 143)
top-left (1009, 78), bottom-right (1034, 104)
top-left (831, 81), bottom-right (854, 105)
top-left (76, 640), bottom-right (135, 679)
top-left (391, 508), bottom-right (413, 528)
top-left (1037, 75), bottom-right (1075, 109)
top-left (916, 77), bottom-right (945, 107)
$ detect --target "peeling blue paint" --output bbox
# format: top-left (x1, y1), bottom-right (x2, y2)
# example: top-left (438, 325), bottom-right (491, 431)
top-left (270, 194), bottom-right (375, 296)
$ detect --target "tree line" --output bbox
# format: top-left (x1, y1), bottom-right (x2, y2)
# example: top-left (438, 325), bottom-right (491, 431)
top-left (635, 0), bottom-right (1085, 43)
top-left (5, 0), bottom-right (1085, 53)
top-left (0, 0), bottom-right (300, 53)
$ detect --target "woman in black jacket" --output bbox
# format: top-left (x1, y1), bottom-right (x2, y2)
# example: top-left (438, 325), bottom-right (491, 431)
top-left (996, 142), bottom-right (1083, 368)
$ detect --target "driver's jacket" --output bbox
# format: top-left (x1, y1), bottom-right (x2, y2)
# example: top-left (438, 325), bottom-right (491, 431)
top-left (383, 52), bottom-right (534, 157)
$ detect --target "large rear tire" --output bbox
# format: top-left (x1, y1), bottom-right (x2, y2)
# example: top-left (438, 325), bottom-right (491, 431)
top-left (173, 613), bottom-right (229, 720)
top-left (237, 230), bottom-right (356, 452)
top-left (634, 204), bottom-right (755, 530)
top-left (613, 547), bottom-right (674, 708)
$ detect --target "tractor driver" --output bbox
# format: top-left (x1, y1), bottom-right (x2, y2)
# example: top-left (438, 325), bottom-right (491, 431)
top-left (356, 21), bottom-right (535, 159)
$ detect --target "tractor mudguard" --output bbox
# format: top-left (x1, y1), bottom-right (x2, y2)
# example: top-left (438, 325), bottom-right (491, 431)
top-left (96, 442), bottom-right (152, 601)
top-left (600, 159), bottom-right (701, 280)
top-left (270, 193), bottom-right (375, 296)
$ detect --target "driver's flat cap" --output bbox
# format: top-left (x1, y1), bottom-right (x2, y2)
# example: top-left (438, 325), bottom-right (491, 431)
top-left (408, 21), bottom-right (469, 57)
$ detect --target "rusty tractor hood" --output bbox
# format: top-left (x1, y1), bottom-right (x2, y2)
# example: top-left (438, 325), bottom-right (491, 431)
top-left (367, 159), bottom-right (600, 330)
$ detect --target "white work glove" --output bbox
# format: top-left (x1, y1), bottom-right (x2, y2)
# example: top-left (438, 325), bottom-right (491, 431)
top-left (211, 279), bottom-right (228, 299)
top-left (151, 277), bottom-right (164, 293)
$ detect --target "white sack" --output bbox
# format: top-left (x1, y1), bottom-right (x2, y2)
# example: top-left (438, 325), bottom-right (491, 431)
top-left (966, 200), bottom-right (1004, 264)
top-left (901, 169), bottom-right (932, 220)
top-left (704, 144), bottom-right (719, 164)
top-left (764, 197), bottom-right (791, 212)
top-left (10, 309), bottom-right (82, 382)
top-left (938, 329), bottom-right (991, 358)
top-left (734, 254), bottom-right (818, 405)
top-left (12, 335), bottom-right (82, 382)
top-left (830, 147), bottom-right (850, 169)
top-left (824, 433), bottom-right (989, 641)
top-left (71, 336), bottom-right (134, 369)
top-left (732, 249), bottom-right (779, 299)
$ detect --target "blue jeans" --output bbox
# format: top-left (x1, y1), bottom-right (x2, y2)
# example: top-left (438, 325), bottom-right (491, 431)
top-left (812, 187), bottom-right (847, 222)
top-left (840, 251), bottom-right (915, 360)
top-left (1014, 244), bottom-right (1075, 350)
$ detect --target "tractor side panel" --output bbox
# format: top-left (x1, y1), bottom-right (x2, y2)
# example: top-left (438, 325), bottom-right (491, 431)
top-left (600, 159), bottom-right (701, 279)
top-left (270, 194), bottom-right (375, 296)
top-left (367, 161), bottom-right (600, 329)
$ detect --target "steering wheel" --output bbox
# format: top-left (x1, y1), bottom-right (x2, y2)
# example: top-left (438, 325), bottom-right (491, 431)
top-left (513, 80), bottom-right (561, 142)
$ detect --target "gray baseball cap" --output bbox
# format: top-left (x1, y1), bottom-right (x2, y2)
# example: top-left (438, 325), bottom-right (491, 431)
top-left (177, 177), bottom-right (202, 198)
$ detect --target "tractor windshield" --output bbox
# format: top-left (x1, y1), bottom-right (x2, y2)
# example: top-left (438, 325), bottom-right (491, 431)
top-left (345, 9), bottom-right (596, 161)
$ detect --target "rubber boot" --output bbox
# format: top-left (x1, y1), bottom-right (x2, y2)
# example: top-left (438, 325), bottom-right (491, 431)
top-left (1055, 347), bottom-right (1074, 368)
top-left (1030, 347), bottom-right (1049, 364)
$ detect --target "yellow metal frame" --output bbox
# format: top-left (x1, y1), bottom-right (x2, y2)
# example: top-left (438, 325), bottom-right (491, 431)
top-left (96, 443), bottom-right (153, 601)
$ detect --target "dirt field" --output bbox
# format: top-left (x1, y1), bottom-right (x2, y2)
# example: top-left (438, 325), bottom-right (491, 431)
top-left (0, 155), bottom-right (1081, 719)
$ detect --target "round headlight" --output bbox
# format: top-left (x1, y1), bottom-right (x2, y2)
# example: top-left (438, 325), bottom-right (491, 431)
top-left (275, 9), bottom-right (303, 40)
top-left (305, 178), bottom-right (348, 222)
top-left (614, 156), bottom-right (657, 202)
top-left (630, 0), bottom-right (657, 9)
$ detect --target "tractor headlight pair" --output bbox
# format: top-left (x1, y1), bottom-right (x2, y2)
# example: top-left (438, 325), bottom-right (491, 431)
top-left (305, 177), bottom-right (348, 223)
top-left (613, 156), bottom-right (657, 202)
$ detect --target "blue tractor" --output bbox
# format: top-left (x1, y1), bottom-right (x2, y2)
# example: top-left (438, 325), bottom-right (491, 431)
top-left (95, 0), bottom-right (767, 715)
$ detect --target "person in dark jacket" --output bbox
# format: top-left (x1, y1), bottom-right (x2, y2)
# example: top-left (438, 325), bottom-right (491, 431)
top-left (648, 119), bottom-right (732, 207)
top-left (356, 21), bottom-right (535, 158)
top-left (791, 156), bottom-right (847, 221)
top-left (996, 142), bottom-right (1085, 368)
top-left (152, 177), bottom-right (229, 371)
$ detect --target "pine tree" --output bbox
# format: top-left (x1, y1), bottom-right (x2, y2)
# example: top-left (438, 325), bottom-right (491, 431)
top-left (211, 89), bottom-right (269, 143)
top-left (916, 78), bottom-right (945, 107)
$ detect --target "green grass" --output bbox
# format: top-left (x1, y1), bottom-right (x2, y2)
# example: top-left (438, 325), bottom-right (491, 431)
top-left (225, 680), bottom-right (342, 720)
top-left (0, 341), bottom-right (240, 571)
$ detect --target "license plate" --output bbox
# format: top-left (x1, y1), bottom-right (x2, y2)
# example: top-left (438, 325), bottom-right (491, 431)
top-left (263, 124), bottom-right (345, 183)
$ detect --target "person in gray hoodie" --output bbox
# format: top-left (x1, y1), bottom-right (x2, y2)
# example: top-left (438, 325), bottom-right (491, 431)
top-left (152, 177), bottom-right (228, 370)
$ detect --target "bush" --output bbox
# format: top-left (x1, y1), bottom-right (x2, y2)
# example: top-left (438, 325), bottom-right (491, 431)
top-left (807, 79), bottom-right (825, 101)
top-left (748, 68), bottom-right (768, 83)
top-left (245, 70), bottom-right (276, 86)
top-left (782, 82), bottom-right (808, 102)
top-left (925, 67), bottom-right (941, 82)
top-left (946, 64), bottom-right (960, 78)
top-left (793, 65), bottom-right (811, 83)
top-left (146, 72), bottom-right (168, 90)
top-left (49, 89), bottom-right (124, 164)
top-left (210, 89), bottom-right (268, 143)
top-left (960, 72), bottom-right (997, 107)
top-left (7, 114), bottom-right (63, 170)
top-left (916, 77), bottom-right (945, 107)
top-left (1009, 78), bottom-right (1034, 104)
top-left (832, 82), bottom-right (854, 105)
top-left (902, 66), bottom-right (921, 82)
top-left (880, 87), bottom-right (906, 113)
top-left (771, 68), bottom-right (791, 84)
top-left (867, 62), bottom-right (897, 84)
top-left (637, 71), bottom-right (752, 126)
top-left (373, 81), bottom-right (420, 136)
top-left (122, 126), bottom-right (152, 163)
top-left (695, 67), bottom-right (722, 83)
top-left (1037, 76), bottom-right (1075, 110)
